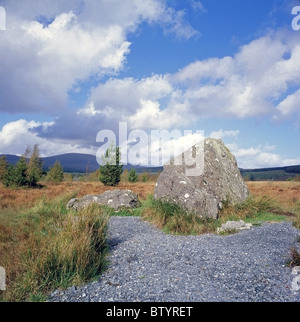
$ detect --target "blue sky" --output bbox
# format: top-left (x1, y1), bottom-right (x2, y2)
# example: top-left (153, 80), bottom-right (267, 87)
top-left (0, 0), bottom-right (300, 168)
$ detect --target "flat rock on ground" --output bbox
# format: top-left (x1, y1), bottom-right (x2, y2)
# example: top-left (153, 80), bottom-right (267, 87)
top-left (67, 190), bottom-right (140, 211)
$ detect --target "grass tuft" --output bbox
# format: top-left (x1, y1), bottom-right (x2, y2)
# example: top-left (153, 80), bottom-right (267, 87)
top-left (294, 201), bottom-right (300, 229)
top-left (141, 194), bottom-right (293, 236)
top-left (141, 195), bottom-right (217, 235)
top-left (1, 196), bottom-right (109, 302)
top-left (220, 195), bottom-right (286, 222)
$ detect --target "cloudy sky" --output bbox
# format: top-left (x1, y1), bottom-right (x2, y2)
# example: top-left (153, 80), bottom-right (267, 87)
top-left (0, 0), bottom-right (300, 169)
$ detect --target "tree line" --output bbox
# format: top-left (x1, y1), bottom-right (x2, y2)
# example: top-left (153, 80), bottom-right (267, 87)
top-left (0, 143), bottom-right (144, 188)
top-left (0, 145), bottom-right (64, 187)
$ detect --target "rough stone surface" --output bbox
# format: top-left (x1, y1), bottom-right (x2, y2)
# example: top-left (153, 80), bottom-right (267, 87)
top-left (154, 138), bottom-right (249, 219)
top-left (67, 190), bottom-right (140, 211)
top-left (217, 220), bottom-right (253, 234)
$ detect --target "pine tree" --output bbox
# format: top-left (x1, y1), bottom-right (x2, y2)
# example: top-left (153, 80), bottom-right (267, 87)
top-left (2, 165), bottom-right (15, 188)
top-left (27, 144), bottom-right (43, 187)
top-left (141, 172), bottom-right (148, 183)
top-left (46, 161), bottom-right (64, 183)
top-left (128, 168), bottom-right (138, 183)
top-left (0, 156), bottom-right (8, 183)
top-left (13, 156), bottom-right (29, 187)
top-left (99, 144), bottom-right (123, 186)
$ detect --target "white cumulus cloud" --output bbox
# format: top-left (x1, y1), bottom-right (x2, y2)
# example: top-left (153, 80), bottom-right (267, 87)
top-left (0, 0), bottom-right (198, 114)
top-left (0, 119), bottom-right (96, 157)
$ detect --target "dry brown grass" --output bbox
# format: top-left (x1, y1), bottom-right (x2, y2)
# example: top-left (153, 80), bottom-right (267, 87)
top-left (0, 180), bottom-right (299, 301)
top-left (0, 193), bottom-right (110, 302)
top-left (0, 180), bottom-right (299, 219)
top-left (247, 181), bottom-right (300, 220)
top-left (0, 181), bottom-right (156, 211)
top-left (0, 180), bottom-right (156, 301)
top-left (247, 181), bottom-right (300, 207)
top-left (0, 180), bottom-right (298, 217)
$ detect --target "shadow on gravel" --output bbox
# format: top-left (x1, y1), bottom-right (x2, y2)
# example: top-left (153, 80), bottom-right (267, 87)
top-left (107, 237), bottom-right (124, 250)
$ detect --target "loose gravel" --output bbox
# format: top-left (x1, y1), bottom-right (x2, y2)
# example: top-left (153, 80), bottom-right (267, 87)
top-left (49, 217), bottom-right (300, 302)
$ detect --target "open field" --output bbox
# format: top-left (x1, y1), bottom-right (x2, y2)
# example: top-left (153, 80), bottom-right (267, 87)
top-left (0, 181), bottom-right (156, 211)
top-left (247, 181), bottom-right (300, 216)
top-left (1, 180), bottom-right (299, 214)
top-left (0, 180), bottom-right (299, 301)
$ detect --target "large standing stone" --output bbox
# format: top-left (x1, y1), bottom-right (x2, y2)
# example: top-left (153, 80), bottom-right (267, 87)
top-left (67, 190), bottom-right (140, 211)
top-left (154, 138), bottom-right (249, 219)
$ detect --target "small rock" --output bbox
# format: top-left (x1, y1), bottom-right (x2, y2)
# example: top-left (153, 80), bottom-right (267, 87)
top-left (292, 266), bottom-right (300, 275)
top-left (67, 190), bottom-right (140, 211)
top-left (68, 286), bottom-right (77, 292)
top-left (217, 220), bottom-right (252, 234)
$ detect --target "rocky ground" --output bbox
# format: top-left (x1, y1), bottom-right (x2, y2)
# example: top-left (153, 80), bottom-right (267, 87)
top-left (49, 217), bottom-right (300, 302)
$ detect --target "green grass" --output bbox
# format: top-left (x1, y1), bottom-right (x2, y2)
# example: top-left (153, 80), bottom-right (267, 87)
top-left (141, 194), bottom-right (292, 236)
top-left (0, 196), bottom-right (110, 302)
top-left (1, 191), bottom-right (297, 301)
top-left (141, 195), bottom-right (218, 235)
top-left (243, 212), bottom-right (288, 225)
top-left (220, 195), bottom-right (287, 221)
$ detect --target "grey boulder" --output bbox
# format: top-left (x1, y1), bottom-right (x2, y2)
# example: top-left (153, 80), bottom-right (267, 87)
top-left (67, 190), bottom-right (140, 211)
top-left (154, 138), bottom-right (249, 219)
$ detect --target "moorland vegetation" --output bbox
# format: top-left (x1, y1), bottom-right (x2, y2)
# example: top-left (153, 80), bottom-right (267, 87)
top-left (0, 146), bottom-right (299, 302)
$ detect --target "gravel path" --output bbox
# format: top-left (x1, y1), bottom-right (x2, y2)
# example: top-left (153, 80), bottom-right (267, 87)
top-left (49, 217), bottom-right (300, 302)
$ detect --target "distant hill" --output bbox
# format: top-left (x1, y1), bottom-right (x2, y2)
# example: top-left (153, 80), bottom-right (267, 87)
top-left (43, 153), bottom-right (99, 173)
top-left (1, 154), bottom-right (20, 165)
top-left (1, 153), bottom-right (300, 179)
top-left (0, 153), bottom-right (99, 173)
top-left (240, 165), bottom-right (300, 181)
top-left (0, 153), bottom-right (163, 174)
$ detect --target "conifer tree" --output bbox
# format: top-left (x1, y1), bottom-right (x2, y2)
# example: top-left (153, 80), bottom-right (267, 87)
top-left (0, 156), bottom-right (8, 183)
top-left (46, 161), bottom-right (64, 183)
top-left (2, 165), bottom-right (15, 188)
top-left (14, 156), bottom-right (29, 187)
top-left (128, 168), bottom-right (138, 183)
top-left (1, 145), bottom-right (43, 188)
top-left (141, 172), bottom-right (148, 183)
top-left (99, 144), bottom-right (123, 186)
top-left (27, 144), bottom-right (43, 187)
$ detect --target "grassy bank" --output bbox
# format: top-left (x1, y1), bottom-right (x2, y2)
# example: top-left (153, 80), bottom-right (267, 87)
top-left (141, 193), bottom-right (298, 235)
top-left (0, 195), bottom-right (110, 302)
top-left (141, 195), bottom-right (218, 235)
